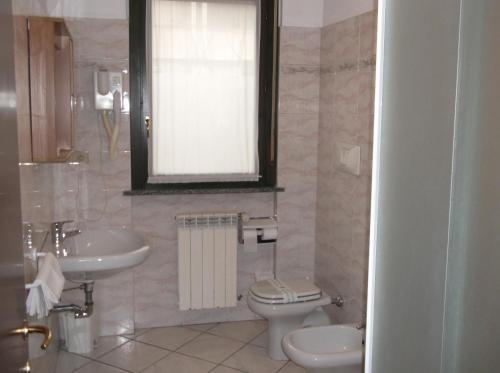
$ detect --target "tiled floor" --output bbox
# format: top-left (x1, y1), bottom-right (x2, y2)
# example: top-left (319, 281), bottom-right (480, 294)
top-left (57, 320), bottom-right (306, 373)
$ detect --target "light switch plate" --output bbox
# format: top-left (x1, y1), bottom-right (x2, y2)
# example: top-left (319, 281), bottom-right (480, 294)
top-left (337, 142), bottom-right (361, 176)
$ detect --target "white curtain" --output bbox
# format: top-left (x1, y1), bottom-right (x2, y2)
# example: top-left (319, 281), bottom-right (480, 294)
top-left (150, 0), bottom-right (259, 182)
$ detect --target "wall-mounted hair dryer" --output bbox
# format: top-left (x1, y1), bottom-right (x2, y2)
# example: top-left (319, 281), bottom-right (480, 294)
top-left (94, 69), bottom-right (129, 159)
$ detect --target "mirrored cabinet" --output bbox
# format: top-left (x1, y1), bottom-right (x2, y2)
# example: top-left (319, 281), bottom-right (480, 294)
top-left (14, 17), bottom-right (74, 163)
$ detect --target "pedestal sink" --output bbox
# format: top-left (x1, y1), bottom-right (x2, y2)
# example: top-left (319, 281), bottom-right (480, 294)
top-left (57, 229), bottom-right (150, 282)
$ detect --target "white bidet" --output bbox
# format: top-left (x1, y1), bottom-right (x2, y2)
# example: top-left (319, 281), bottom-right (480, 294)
top-left (282, 324), bottom-right (364, 373)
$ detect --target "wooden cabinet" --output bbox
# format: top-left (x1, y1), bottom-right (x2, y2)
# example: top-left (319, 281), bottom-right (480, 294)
top-left (14, 17), bottom-right (74, 163)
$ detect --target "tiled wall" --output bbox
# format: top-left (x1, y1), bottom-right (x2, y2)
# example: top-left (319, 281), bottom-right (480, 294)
top-left (51, 19), bottom-right (135, 336)
top-left (19, 164), bottom-right (54, 225)
top-left (19, 164), bottom-right (59, 371)
top-left (22, 11), bottom-right (375, 333)
top-left (20, 163), bottom-right (55, 284)
top-left (51, 20), bottom-right (321, 334)
top-left (315, 11), bottom-right (377, 323)
top-left (277, 27), bottom-right (321, 279)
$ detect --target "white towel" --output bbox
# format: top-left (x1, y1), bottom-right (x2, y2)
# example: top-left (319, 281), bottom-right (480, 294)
top-left (26, 253), bottom-right (65, 319)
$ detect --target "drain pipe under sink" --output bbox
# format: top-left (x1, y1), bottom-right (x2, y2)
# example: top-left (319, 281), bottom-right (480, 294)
top-left (52, 282), bottom-right (94, 318)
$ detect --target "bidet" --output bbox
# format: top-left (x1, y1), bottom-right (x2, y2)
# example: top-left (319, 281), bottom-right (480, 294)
top-left (282, 324), bottom-right (364, 373)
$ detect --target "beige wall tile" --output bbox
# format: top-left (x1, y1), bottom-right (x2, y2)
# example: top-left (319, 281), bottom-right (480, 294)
top-left (280, 27), bottom-right (321, 66)
top-left (315, 10), bottom-right (377, 324)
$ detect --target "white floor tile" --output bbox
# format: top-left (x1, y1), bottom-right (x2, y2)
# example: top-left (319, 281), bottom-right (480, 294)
top-left (249, 330), bottom-right (268, 348)
top-left (78, 335), bottom-right (129, 359)
top-left (98, 340), bottom-right (169, 373)
top-left (136, 326), bottom-right (201, 350)
top-left (209, 320), bottom-right (267, 342)
top-left (223, 345), bottom-right (286, 373)
top-left (177, 334), bottom-right (244, 364)
top-left (73, 361), bottom-right (129, 373)
top-left (142, 352), bottom-right (215, 373)
top-left (55, 350), bottom-right (91, 373)
top-left (278, 361), bottom-right (307, 373)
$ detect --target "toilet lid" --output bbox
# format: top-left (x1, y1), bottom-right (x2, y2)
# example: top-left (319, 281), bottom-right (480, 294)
top-left (250, 278), bottom-right (322, 304)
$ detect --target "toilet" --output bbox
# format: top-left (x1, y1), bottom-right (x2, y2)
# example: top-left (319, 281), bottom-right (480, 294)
top-left (282, 324), bottom-right (364, 373)
top-left (247, 278), bottom-right (332, 360)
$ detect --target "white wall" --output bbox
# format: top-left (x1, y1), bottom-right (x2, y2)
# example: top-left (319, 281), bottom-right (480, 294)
top-left (281, 0), bottom-right (324, 27)
top-left (281, 0), bottom-right (376, 28)
top-left (13, 0), bottom-right (375, 26)
top-left (323, 0), bottom-right (376, 25)
top-left (13, 0), bottom-right (128, 19)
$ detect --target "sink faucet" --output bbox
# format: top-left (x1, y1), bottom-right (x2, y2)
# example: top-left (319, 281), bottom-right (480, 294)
top-left (51, 220), bottom-right (81, 256)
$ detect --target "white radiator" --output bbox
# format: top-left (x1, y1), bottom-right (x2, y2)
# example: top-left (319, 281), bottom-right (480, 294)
top-left (176, 213), bottom-right (238, 310)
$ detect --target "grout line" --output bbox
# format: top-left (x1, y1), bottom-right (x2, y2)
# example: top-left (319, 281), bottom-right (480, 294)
top-left (70, 356), bottom-right (93, 373)
top-left (125, 338), bottom-right (176, 352)
top-left (202, 329), bottom-right (266, 344)
top-left (73, 321), bottom-right (271, 373)
top-left (137, 351), bottom-right (173, 373)
top-left (172, 331), bottom-right (206, 352)
top-left (216, 329), bottom-right (275, 372)
top-left (217, 342), bottom-right (249, 371)
top-left (184, 322), bottom-right (220, 333)
top-left (84, 340), bottom-right (138, 363)
top-left (96, 360), bottom-right (134, 373)
top-left (248, 329), bottom-right (268, 347)
top-left (73, 357), bottom-right (134, 373)
top-left (276, 361), bottom-right (292, 373)
top-left (199, 320), bottom-right (268, 345)
top-left (85, 336), bottom-right (131, 359)
top-left (172, 330), bottom-right (246, 366)
top-left (173, 350), bottom-right (224, 366)
top-left (208, 364), bottom-right (247, 373)
top-left (77, 339), bottom-right (169, 372)
top-left (217, 332), bottom-right (287, 373)
top-left (174, 325), bottom-right (254, 369)
top-left (120, 328), bottom-right (151, 339)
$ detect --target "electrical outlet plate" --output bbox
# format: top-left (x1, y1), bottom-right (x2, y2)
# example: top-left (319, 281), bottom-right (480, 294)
top-left (337, 142), bottom-right (361, 176)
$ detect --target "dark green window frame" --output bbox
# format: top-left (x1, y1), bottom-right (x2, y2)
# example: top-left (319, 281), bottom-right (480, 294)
top-left (129, 0), bottom-right (280, 192)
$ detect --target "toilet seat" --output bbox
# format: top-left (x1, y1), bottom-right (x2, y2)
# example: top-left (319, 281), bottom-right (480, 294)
top-left (249, 278), bottom-right (322, 304)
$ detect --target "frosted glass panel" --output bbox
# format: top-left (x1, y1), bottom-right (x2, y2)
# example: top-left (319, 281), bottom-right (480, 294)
top-left (442, 1), bottom-right (500, 371)
top-left (368, 0), bottom-right (500, 372)
top-left (366, 0), bottom-right (461, 372)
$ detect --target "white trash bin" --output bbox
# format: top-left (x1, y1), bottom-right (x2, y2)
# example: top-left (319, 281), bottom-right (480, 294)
top-left (59, 311), bottom-right (97, 354)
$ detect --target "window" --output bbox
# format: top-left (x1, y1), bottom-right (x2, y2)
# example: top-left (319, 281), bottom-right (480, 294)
top-left (129, 0), bottom-right (279, 191)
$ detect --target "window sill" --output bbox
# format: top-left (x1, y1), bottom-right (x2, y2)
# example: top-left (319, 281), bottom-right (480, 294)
top-left (123, 186), bottom-right (285, 196)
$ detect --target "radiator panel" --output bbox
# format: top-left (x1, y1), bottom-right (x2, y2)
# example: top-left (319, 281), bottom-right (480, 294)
top-left (177, 213), bottom-right (238, 310)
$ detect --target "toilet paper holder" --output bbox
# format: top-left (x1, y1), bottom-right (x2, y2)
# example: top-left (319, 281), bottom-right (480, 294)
top-left (237, 213), bottom-right (278, 245)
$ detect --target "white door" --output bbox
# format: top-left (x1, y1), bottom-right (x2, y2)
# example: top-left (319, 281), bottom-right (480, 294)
top-left (0, 0), bottom-right (34, 370)
top-left (0, 1), bottom-right (56, 371)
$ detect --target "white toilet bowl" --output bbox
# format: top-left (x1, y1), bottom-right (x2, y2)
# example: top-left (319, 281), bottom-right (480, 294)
top-left (247, 278), bottom-right (331, 360)
top-left (282, 324), bottom-right (364, 373)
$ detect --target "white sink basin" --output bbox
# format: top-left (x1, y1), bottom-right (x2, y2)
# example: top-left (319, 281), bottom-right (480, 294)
top-left (58, 229), bottom-right (150, 282)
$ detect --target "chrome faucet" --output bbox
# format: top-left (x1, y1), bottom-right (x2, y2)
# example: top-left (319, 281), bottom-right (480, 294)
top-left (51, 220), bottom-right (81, 256)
